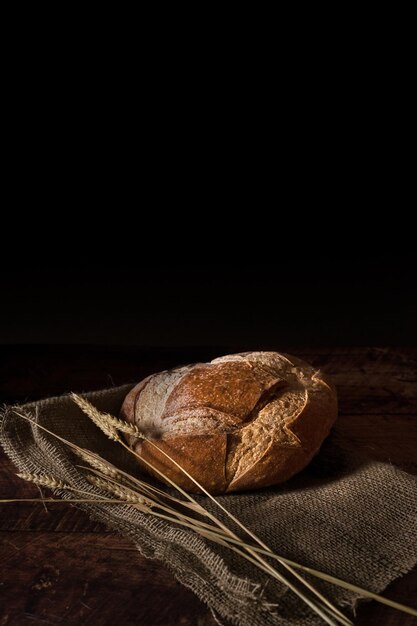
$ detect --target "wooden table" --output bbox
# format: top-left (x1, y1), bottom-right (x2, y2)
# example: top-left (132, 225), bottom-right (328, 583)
top-left (1, 346), bottom-right (416, 626)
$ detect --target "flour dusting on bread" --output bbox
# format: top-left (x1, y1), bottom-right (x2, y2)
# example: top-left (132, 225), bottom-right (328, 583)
top-left (120, 352), bottom-right (337, 494)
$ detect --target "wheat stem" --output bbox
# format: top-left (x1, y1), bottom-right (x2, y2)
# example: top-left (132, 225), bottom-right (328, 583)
top-left (73, 449), bottom-right (120, 478)
top-left (16, 472), bottom-right (114, 501)
top-left (14, 406), bottom-right (416, 623)
top-left (1, 498), bottom-right (140, 504)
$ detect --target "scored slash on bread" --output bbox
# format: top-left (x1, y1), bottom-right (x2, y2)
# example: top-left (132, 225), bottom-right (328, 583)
top-left (120, 352), bottom-right (338, 494)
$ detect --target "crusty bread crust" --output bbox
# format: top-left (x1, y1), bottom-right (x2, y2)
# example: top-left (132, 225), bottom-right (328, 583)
top-left (120, 352), bottom-right (338, 494)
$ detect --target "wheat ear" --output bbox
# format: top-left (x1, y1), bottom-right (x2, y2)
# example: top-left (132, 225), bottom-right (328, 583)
top-left (73, 449), bottom-right (120, 478)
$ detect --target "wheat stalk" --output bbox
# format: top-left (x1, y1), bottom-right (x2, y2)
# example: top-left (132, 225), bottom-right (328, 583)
top-left (70, 394), bottom-right (121, 441)
top-left (86, 475), bottom-right (153, 510)
top-left (15, 471), bottom-right (129, 502)
top-left (71, 393), bottom-right (142, 439)
top-left (17, 472), bottom-right (69, 490)
top-left (73, 449), bottom-right (120, 478)
top-left (13, 406), bottom-right (344, 625)
top-left (7, 404), bottom-right (417, 623)
top-left (2, 498), bottom-right (143, 504)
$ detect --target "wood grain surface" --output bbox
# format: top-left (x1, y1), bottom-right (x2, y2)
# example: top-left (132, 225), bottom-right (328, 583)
top-left (0, 346), bottom-right (416, 626)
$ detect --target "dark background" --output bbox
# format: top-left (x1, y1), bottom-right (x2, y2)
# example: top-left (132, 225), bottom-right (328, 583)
top-left (1, 254), bottom-right (415, 347)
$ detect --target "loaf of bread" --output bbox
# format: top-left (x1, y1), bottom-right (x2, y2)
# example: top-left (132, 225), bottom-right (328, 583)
top-left (120, 352), bottom-right (337, 494)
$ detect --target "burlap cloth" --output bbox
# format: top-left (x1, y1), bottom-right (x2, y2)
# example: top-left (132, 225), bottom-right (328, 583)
top-left (1, 385), bottom-right (417, 625)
